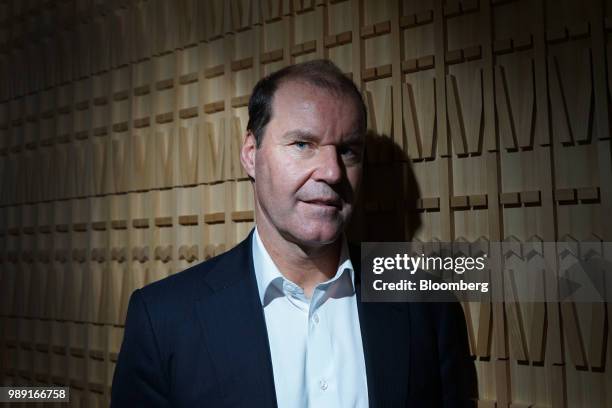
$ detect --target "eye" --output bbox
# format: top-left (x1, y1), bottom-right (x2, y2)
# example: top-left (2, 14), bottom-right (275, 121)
top-left (338, 145), bottom-right (354, 156)
top-left (294, 141), bottom-right (311, 150)
top-left (339, 145), bottom-right (362, 159)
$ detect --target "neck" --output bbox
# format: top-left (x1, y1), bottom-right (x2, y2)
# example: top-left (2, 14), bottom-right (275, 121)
top-left (255, 218), bottom-right (342, 299)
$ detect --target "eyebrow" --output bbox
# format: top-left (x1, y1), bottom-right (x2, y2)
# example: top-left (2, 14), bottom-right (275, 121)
top-left (280, 130), bottom-right (320, 143)
top-left (280, 129), bottom-right (364, 145)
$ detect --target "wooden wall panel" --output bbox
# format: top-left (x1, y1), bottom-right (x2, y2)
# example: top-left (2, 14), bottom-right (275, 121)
top-left (0, 0), bottom-right (610, 406)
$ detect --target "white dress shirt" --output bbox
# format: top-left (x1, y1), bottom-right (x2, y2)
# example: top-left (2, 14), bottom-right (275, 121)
top-left (252, 227), bottom-right (369, 408)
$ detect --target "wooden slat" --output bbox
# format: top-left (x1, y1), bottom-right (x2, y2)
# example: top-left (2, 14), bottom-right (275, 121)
top-left (204, 212), bottom-right (225, 224)
top-left (178, 215), bottom-right (199, 226)
top-left (231, 210), bottom-right (254, 222)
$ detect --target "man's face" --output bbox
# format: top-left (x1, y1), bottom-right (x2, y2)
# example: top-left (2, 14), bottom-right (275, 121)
top-left (243, 80), bottom-right (364, 248)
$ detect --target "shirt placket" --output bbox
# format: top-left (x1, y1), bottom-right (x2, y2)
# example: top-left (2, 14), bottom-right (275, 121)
top-left (305, 286), bottom-right (340, 408)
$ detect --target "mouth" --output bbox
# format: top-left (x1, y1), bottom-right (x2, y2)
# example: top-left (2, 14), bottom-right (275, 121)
top-left (302, 199), bottom-right (342, 210)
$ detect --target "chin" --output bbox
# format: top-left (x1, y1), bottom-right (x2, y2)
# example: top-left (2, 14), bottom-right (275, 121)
top-left (289, 223), bottom-right (344, 247)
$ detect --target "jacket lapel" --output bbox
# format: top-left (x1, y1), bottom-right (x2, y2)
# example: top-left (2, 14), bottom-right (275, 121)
top-left (352, 246), bottom-right (412, 408)
top-left (194, 233), bottom-right (278, 407)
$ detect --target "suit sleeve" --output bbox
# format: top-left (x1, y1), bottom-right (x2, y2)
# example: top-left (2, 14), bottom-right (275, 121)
top-left (111, 289), bottom-right (171, 407)
top-left (433, 301), bottom-right (478, 408)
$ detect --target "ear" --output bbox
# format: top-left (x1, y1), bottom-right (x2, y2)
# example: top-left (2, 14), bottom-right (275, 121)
top-left (240, 131), bottom-right (257, 180)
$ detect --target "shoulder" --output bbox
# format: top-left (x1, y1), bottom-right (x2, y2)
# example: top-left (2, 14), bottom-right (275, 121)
top-left (408, 301), bottom-right (467, 335)
top-left (139, 254), bottom-right (219, 300)
top-left (137, 234), bottom-right (253, 312)
top-left (122, 236), bottom-right (254, 357)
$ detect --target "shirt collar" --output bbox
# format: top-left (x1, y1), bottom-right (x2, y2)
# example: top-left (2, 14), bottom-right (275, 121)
top-left (251, 226), bottom-right (355, 307)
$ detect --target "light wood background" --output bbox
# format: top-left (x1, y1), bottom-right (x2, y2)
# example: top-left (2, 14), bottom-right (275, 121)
top-left (1, 0), bottom-right (611, 406)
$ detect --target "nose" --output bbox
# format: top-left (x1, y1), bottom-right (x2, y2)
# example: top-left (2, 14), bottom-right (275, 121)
top-left (313, 146), bottom-right (343, 184)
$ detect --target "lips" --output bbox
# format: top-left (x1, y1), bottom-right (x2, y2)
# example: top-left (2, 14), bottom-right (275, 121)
top-left (302, 198), bottom-right (342, 209)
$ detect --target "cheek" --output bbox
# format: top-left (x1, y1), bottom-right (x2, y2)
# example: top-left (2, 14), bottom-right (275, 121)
top-left (264, 153), bottom-right (311, 192)
top-left (255, 156), bottom-right (296, 200)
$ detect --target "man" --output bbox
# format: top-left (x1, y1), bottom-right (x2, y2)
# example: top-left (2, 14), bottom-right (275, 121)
top-left (111, 59), bottom-right (477, 407)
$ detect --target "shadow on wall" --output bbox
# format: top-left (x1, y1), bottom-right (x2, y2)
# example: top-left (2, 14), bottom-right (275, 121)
top-left (348, 130), bottom-right (422, 243)
top-left (351, 131), bottom-right (480, 405)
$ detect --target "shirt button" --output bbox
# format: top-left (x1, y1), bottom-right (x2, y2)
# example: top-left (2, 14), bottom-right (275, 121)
top-left (319, 379), bottom-right (328, 391)
top-left (312, 314), bottom-right (319, 324)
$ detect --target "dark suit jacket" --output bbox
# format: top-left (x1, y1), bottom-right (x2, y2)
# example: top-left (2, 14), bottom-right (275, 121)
top-left (111, 231), bottom-right (477, 407)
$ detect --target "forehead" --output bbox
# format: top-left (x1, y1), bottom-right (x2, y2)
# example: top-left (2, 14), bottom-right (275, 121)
top-left (268, 80), bottom-right (363, 141)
